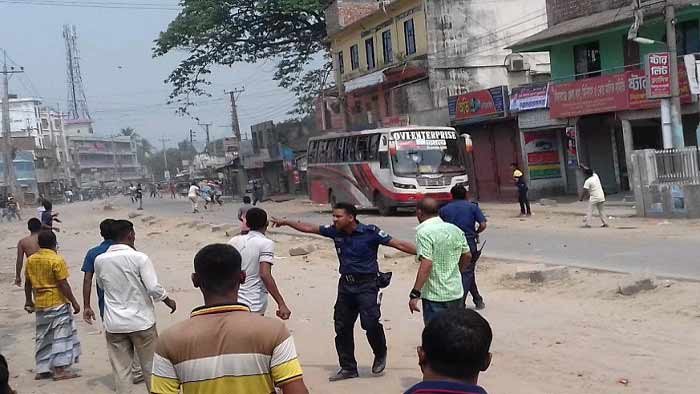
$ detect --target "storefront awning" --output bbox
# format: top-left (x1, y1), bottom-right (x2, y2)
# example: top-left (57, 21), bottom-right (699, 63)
top-left (344, 70), bottom-right (386, 93)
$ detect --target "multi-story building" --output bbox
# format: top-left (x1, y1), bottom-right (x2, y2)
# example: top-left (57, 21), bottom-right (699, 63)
top-left (510, 0), bottom-right (700, 199)
top-left (322, 0), bottom-right (550, 133)
top-left (67, 135), bottom-right (142, 186)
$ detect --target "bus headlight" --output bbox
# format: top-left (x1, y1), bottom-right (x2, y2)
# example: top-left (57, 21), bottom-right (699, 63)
top-left (393, 182), bottom-right (416, 190)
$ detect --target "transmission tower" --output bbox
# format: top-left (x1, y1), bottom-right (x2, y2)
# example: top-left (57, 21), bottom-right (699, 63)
top-left (63, 25), bottom-right (92, 121)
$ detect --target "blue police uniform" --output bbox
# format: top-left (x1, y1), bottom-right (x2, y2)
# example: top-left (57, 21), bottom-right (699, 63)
top-left (439, 200), bottom-right (487, 306)
top-left (319, 222), bottom-right (392, 373)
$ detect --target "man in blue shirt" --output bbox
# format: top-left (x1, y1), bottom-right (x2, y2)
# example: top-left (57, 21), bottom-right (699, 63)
top-left (81, 218), bottom-right (143, 383)
top-left (404, 308), bottom-right (492, 394)
top-left (273, 202), bottom-right (416, 382)
top-left (439, 185), bottom-right (487, 310)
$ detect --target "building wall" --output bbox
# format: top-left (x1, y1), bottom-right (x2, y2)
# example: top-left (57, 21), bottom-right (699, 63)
top-left (425, 0), bottom-right (549, 108)
top-left (330, 0), bottom-right (427, 84)
top-left (546, 0), bottom-right (629, 26)
top-left (325, 0), bottom-right (379, 37)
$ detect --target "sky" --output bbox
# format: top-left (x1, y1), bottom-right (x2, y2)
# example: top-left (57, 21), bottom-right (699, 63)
top-left (0, 0), bottom-right (300, 149)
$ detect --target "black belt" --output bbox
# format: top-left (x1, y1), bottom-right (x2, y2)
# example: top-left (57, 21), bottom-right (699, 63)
top-left (340, 273), bottom-right (377, 284)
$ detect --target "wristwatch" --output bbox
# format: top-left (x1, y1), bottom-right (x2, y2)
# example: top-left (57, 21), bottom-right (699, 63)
top-left (409, 289), bottom-right (421, 299)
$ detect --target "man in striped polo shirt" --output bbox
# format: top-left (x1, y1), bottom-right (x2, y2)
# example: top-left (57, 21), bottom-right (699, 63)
top-left (410, 198), bottom-right (471, 324)
top-left (151, 244), bottom-right (308, 394)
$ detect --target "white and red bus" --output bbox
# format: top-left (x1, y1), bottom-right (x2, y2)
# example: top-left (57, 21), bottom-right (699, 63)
top-left (307, 126), bottom-right (470, 215)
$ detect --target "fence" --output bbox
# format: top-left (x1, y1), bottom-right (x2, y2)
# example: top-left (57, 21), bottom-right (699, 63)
top-left (646, 147), bottom-right (700, 185)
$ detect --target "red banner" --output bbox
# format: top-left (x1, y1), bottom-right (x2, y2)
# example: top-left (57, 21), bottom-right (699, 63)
top-left (550, 66), bottom-right (696, 118)
top-left (449, 86), bottom-right (507, 122)
top-left (549, 73), bottom-right (628, 118)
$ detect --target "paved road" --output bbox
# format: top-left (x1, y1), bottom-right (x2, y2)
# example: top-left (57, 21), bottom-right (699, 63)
top-left (119, 197), bottom-right (700, 280)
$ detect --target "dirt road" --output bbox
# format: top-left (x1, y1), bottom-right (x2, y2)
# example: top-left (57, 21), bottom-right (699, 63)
top-left (0, 199), bottom-right (698, 393)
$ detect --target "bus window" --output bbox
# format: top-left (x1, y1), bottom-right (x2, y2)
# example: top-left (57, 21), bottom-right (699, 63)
top-left (308, 141), bottom-right (318, 163)
top-left (327, 139), bottom-right (338, 163)
top-left (357, 136), bottom-right (369, 161)
top-left (346, 136), bottom-right (357, 162)
top-left (379, 151), bottom-right (390, 169)
top-left (368, 134), bottom-right (380, 161)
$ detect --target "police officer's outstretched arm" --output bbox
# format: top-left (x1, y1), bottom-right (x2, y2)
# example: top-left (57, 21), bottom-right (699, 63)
top-left (387, 238), bottom-right (417, 255)
top-left (271, 217), bottom-right (321, 235)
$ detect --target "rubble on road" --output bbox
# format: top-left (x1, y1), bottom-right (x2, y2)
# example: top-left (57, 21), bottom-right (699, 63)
top-left (103, 204), bottom-right (114, 211)
top-left (140, 216), bottom-right (156, 223)
top-left (211, 224), bottom-right (236, 233)
top-left (128, 212), bottom-right (143, 219)
top-left (289, 244), bottom-right (315, 256)
top-left (618, 274), bottom-right (657, 296)
top-left (514, 264), bottom-right (569, 283)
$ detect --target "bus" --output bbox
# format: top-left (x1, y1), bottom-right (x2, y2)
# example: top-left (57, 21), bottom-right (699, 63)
top-left (307, 126), bottom-right (470, 215)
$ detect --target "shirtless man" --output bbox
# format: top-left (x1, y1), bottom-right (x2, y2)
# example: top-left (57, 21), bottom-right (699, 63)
top-left (14, 218), bottom-right (42, 287)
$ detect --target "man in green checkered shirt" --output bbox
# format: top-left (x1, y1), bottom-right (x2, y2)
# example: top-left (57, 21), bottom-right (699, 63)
top-left (409, 198), bottom-right (472, 324)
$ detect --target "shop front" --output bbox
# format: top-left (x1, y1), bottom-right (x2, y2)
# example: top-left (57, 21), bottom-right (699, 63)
top-left (449, 86), bottom-right (520, 201)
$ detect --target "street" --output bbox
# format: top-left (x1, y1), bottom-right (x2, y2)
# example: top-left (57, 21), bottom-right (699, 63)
top-left (125, 196), bottom-right (700, 280)
top-left (1, 197), bottom-right (698, 394)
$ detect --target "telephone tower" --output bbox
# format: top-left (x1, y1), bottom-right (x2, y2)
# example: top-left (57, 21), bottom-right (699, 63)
top-left (63, 25), bottom-right (92, 121)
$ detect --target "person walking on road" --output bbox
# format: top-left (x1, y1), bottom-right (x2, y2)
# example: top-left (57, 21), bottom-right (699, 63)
top-left (228, 208), bottom-right (291, 319)
top-left (95, 220), bottom-right (176, 394)
top-left (188, 182), bottom-right (200, 213)
top-left (237, 196), bottom-right (253, 234)
top-left (581, 167), bottom-right (609, 228)
top-left (440, 185), bottom-right (488, 310)
top-left (252, 181), bottom-right (263, 206)
top-left (410, 198), bottom-right (471, 324)
top-left (169, 183), bottom-right (177, 199)
top-left (40, 201), bottom-right (61, 232)
top-left (6, 195), bottom-right (21, 221)
top-left (511, 163), bottom-right (531, 216)
top-left (23, 230), bottom-right (82, 381)
top-left (150, 244), bottom-right (309, 394)
top-left (81, 219), bottom-right (143, 384)
top-left (272, 202), bottom-right (416, 381)
top-left (14, 218), bottom-right (42, 287)
top-left (404, 309), bottom-right (492, 394)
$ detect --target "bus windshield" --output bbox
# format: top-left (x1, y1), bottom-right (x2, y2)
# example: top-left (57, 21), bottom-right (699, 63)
top-left (390, 131), bottom-right (465, 176)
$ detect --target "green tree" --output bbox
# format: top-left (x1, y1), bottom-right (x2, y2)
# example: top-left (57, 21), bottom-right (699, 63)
top-left (153, 0), bottom-right (328, 116)
top-left (120, 127), bottom-right (136, 137)
top-left (120, 127), bottom-right (153, 166)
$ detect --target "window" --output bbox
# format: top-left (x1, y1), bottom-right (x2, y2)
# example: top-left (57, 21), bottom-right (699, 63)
top-left (365, 38), bottom-right (376, 70)
top-left (404, 19), bottom-right (416, 55)
top-left (677, 21), bottom-right (700, 56)
top-left (344, 137), bottom-right (356, 162)
top-left (41, 118), bottom-right (49, 130)
top-left (350, 44), bottom-right (360, 70)
top-left (356, 136), bottom-right (370, 161)
top-left (368, 134), bottom-right (380, 161)
top-left (338, 51), bottom-right (345, 75)
top-left (573, 41), bottom-right (601, 79)
top-left (382, 30), bottom-right (393, 64)
top-left (379, 152), bottom-right (390, 169)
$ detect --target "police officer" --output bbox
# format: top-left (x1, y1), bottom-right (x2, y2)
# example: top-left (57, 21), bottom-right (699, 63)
top-left (273, 202), bottom-right (416, 381)
top-left (439, 185), bottom-right (488, 310)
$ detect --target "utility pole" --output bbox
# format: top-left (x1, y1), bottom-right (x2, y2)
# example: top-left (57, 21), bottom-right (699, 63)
top-left (159, 136), bottom-right (170, 179)
top-left (665, 4), bottom-right (685, 147)
top-left (2, 50), bottom-right (23, 201)
top-left (198, 122), bottom-right (212, 153)
top-left (225, 87), bottom-right (245, 142)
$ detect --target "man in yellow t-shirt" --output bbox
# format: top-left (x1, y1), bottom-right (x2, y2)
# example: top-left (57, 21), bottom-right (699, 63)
top-left (24, 230), bottom-right (81, 381)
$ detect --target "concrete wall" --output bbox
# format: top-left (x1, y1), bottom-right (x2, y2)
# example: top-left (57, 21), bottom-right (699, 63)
top-left (325, 0), bottom-right (379, 37)
top-left (546, 0), bottom-right (629, 26)
top-left (425, 0), bottom-right (549, 108)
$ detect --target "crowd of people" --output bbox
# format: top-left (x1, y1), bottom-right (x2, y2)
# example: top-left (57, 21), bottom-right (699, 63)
top-left (4, 183), bottom-right (499, 394)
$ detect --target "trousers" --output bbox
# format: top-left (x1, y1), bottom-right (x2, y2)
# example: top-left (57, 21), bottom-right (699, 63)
top-left (105, 325), bottom-right (157, 394)
top-left (334, 278), bottom-right (386, 372)
top-left (462, 237), bottom-right (483, 305)
top-left (585, 201), bottom-right (608, 226)
top-left (422, 298), bottom-right (464, 324)
top-left (518, 188), bottom-right (531, 215)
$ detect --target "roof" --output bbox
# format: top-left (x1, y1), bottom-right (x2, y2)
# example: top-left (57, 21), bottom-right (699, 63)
top-left (325, 0), bottom-right (409, 41)
top-left (509, 4), bottom-right (660, 52)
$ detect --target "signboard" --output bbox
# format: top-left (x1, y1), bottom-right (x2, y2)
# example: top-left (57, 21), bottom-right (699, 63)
top-left (565, 127), bottom-right (578, 168)
top-left (645, 52), bottom-right (672, 99)
top-left (392, 130), bottom-right (458, 151)
top-left (524, 131), bottom-right (561, 179)
top-left (510, 83), bottom-right (549, 112)
top-left (550, 66), bottom-right (695, 118)
top-left (549, 73), bottom-right (628, 118)
top-left (448, 86), bottom-right (508, 124)
top-left (518, 109), bottom-right (567, 130)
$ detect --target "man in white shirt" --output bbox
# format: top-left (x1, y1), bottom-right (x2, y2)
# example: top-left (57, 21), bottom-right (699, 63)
top-left (95, 219), bottom-right (177, 394)
top-left (580, 167), bottom-right (609, 228)
top-left (228, 207), bottom-right (291, 319)
top-left (187, 182), bottom-right (200, 213)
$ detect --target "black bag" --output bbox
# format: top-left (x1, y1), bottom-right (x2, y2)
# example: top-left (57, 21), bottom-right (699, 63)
top-left (377, 271), bottom-right (393, 288)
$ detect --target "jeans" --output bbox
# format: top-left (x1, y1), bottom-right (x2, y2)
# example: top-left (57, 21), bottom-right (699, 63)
top-left (462, 237), bottom-right (483, 305)
top-left (518, 188), bottom-right (531, 215)
top-left (334, 278), bottom-right (386, 372)
top-left (105, 325), bottom-right (157, 394)
top-left (422, 299), bottom-right (464, 323)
